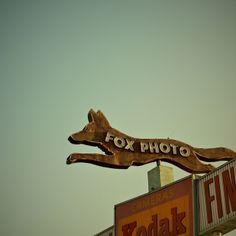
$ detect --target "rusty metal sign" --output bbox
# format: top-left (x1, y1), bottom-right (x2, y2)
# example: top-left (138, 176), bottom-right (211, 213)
top-left (67, 109), bottom-right (236, 173)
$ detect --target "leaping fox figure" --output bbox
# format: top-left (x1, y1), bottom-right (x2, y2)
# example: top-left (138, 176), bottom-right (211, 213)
top-left (67, 109), bottom-right (236, 173)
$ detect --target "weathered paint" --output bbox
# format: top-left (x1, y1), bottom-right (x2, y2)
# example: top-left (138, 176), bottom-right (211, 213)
top-left (68, 109), bottom-right (236, 173)
top-left (198, 159), bottom-right (236, 235)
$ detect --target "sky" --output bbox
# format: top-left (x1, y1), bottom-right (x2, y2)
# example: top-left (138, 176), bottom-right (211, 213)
top-left (1, 1), bottom-right (236, 235)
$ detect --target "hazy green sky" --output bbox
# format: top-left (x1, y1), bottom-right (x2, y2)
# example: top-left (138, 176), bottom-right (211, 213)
top-left (1, 1), bottom-right (236, 235)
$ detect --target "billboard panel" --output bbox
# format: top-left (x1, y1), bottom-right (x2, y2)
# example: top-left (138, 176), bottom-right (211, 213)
top-left (198, 159), bottom-right (236, 235)
top-left (115, 177), bottom-right (194, 236)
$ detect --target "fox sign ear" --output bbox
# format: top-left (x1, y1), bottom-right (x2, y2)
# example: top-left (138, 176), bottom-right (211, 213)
top-left (97, 110), bottom-right (110, 127)
top-left (88, 109), bottom-right (97, 122)
top-left (87, 109), bottom-right (110, 127)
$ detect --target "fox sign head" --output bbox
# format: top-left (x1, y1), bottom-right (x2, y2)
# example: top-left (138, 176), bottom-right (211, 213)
top-left (67, 109), bottom-right (236, 173)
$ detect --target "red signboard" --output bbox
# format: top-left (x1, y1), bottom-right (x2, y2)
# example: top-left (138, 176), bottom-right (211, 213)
top-left (198, 159), bottom-right (236, 235)
top-left (115, 177), bottom-right (194, 236)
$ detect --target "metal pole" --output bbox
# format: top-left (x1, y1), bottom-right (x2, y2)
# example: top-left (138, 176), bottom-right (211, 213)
top-left (147, 161), bottom-right (174, 192)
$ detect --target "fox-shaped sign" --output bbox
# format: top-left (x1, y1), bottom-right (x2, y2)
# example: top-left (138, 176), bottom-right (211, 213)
top-left (67, 109), bottom-right (236, 173)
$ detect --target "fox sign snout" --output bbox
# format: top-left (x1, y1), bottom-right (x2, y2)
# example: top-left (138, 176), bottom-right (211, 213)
top-left (68, 135), bottom-right (78, 144)
top-left (68, 131), bottom-right (86, 144)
